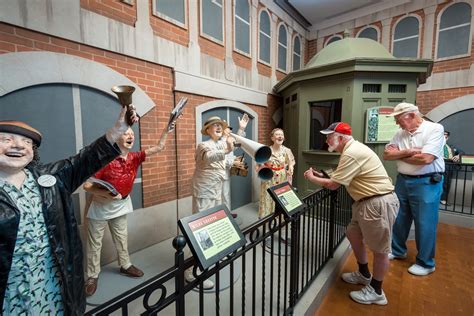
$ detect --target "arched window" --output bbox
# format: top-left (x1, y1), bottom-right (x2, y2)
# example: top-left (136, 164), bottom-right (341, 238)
top-left (293, 35), bottom-right (301, 71)
top-left (259, 10), bottom-right (271, 64)
top-left (358, 27), bottom-right (378, 41)
top-left (437, 2), bottom-right (472, 59)
top-left (277, 24), bottom-right (288, 71)
top-left (326, 35), bottom-right (342, 46)
top-left (393, 16), bottom-right (419, 58)
top-left (201, 0), bottom-right (223, 42)
top-left (234, 0), bottom-right (250, 54)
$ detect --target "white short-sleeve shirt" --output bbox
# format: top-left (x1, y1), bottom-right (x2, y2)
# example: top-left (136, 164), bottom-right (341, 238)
top-left (388, 120), bottom-right (445, 175)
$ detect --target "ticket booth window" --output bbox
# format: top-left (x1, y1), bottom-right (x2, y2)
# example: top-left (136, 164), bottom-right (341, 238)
top-left (309, 99), bottom-right (342, 150)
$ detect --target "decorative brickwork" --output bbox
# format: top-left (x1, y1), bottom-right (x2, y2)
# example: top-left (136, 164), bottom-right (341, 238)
top-left (416, 86), bottom-right (474, 114)
top-left (80, 0), bottom-right (136, 26)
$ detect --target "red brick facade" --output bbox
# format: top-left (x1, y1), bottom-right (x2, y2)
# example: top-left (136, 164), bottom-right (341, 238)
top-left (80, 0), bottom-right (136, 26)
top-left (416, 86), bottom-right (474, 114)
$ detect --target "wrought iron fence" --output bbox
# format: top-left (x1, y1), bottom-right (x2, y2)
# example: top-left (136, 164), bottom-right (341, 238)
top-left (439, 161), bottom-right (474, 215)
top-left (85, 187), bottom-right (352, 316)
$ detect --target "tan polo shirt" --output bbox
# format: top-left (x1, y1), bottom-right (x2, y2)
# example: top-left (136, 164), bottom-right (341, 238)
top-left (331, 139), bottom-right (394, 201)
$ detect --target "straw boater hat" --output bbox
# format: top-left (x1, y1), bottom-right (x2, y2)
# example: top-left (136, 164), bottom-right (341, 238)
top-left (201, 116), bottom-right (228, 136)
top-left (0, 120), bottom-right (42, 146)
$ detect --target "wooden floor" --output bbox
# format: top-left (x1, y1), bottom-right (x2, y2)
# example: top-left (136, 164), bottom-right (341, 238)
top-left (315, 223), bottom-right (474, 316)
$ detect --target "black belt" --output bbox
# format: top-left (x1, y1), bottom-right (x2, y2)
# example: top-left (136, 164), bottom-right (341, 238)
top-left (399, 172), bottom-right (443, 179)
top-left (358, 191), bottom-right (394, 202)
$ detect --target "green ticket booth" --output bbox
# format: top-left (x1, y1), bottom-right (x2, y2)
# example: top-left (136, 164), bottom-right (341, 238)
top-left (274, 37), bottom-right (432, 195)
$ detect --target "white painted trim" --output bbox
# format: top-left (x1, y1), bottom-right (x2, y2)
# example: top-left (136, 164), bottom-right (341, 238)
top-left (0, 52), bottom-right (154, 116)
top-left (277, 22), bottom-right (289, 73)
top-left (324, 35), bottom-right (343, 47)
top-left (425, 94), bottom-right (474, 122)
top-left (199, 0), bottom-right (225, 45)
top-left (233, 0), bottom-right (252, 57)
top-left (434, 1), bottom-right (473, 61)
top-left (292, 34), bottom-right (302, 71)
top-left (356, 25), bottom-right (380, 42)
top-left (258, 8), bottom-right (272, 65)
top-left (391, 14), bottom-right (422, 58)
top-left (174, 70), bottom-right (268, 106)
top-left (195, 100), bottom-right (260, 201)
top-left (152, 0), bottom-right (188, 29)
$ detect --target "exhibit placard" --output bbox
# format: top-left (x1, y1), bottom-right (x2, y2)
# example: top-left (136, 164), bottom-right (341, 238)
top-left (267, 181), bottom-right (303, 217)
top-left (365, 107), bottom-right (399, 143)
top-left (461, 155), bottom-right (474, 164)
top-left (178, 205), bottom-right (246, 270)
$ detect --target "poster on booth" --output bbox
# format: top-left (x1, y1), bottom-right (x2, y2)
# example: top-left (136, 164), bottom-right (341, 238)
top-left (178, 205), bottom-right (246, 270)
top-left (365, 107), bottom-right (399, 143)
top-left (267, 181), bottom-right (303, 217)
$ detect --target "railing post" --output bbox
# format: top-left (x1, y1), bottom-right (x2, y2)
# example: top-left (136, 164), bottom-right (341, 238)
top-left (329, 190), bottom-right (337, 258)
top-left (287, 214), bottom-right (300, 315)
top-left (173, 236), bottom-right (187, 316)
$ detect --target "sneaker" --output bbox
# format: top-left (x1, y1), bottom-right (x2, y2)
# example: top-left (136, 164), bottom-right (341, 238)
top-left (84, 277), bottom-right (98, 297)
top-left (440, 200), bottom-right (446, 205)
top-left (349, 285), bottom-right (388, 305)
top-left (231, 213), bottom-right (238, 219)
top-left (185, 268), bottom-right (214, 289)
top-left (120, 265), bottom-right (144, 278)
top-left (388, 252), bottom-right (407, 260)
top-left (341, 271), bottom-right (371, 285)
top-left (408, 264), bottom-right (435, 276)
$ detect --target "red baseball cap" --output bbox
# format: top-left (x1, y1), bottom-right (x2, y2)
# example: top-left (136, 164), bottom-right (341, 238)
top-left (320, 122), bottom-right (352, 135)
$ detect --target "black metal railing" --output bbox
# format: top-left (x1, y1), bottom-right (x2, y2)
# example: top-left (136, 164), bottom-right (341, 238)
top-left (85, 187), bottom-right (352, 316)
top-left (439, 161), bottom-right (474, 215)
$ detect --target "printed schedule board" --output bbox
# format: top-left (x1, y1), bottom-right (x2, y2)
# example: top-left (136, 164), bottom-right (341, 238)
top-left (267, 182), bottom-right (303, 217)
top-left (365, 107), bottom-right (399, 143)
top-left (178, 205), bottom-right (246, 270)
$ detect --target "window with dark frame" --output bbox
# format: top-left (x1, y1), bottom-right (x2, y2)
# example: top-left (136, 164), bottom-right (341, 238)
top-left (310, 99), bottom-right (342, 150)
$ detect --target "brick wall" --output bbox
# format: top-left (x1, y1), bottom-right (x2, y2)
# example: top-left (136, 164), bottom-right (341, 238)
top-left (149, 1), bottom-right (189, 47)
top-left (416, 86), bottom-right (474, 114)
top-left (232, 51), bottom-right (252, 69)
top-left (257, 62), bottom-right (271, 77)
top-left (80, 0), bottom-right (136, 26)
top-left (306, 38), bottom-right (317, 64)
top-left (0, 22), bottom-right (282, 207)
top-left (199, 36), bottom-right (225, 60)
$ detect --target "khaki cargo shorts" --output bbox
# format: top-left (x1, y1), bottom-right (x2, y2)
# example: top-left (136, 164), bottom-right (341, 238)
top-left (347, 192), bottom-right (399, 254)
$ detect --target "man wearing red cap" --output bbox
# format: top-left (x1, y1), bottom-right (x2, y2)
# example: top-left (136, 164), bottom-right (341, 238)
top-left (304, 122), bottom-right (399, 306)
top-left (0, 107), bottom-right (135, 315)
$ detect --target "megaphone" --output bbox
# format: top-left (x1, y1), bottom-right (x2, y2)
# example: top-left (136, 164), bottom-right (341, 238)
top-left (230, 133), bottom-right (274, 180)
top-left (230, 133), bottom-right (271, 163)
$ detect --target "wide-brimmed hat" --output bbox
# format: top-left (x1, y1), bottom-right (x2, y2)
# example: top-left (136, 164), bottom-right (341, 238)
top-left (201, 116), bottom-right (228, 135)
top-left (387, 102), bottom-right (419, 117)
top-left (0, 120), bottom-right (42, 146)
top-left (320, 122), bottom-right (352, 135)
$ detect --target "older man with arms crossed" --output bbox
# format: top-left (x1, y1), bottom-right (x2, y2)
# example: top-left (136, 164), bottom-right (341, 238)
top-left (304, 122), bottom-right (399, 305)
top-left (384, 103), bottom-right (445, 276)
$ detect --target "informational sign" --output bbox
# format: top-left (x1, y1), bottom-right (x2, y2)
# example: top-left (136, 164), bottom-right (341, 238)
top-left (178, 205), bottom-right (246, 270)
top-left (267, 182), bottom-right (303, 217)
top-left (365, 107), bottom-right (399, 143)
top-left (461, 155), bottom-right (474, 164)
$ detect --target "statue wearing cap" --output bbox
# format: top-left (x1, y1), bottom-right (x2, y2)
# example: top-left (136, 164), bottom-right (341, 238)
top-left (0, 107), bottom-right (133, 315)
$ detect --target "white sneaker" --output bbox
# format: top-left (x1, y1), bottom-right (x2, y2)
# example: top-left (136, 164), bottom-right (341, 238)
top-left (388, 252), bottom-right (407, 260)
top-left (350, 285), bottom-right (388, 305)
top-left (341, 271), bottom-right (371, 285)
top-left (408, 264), bottom-right (435, 276)
top-left (184, 268), bottom-right (215, 289)
top-left (440, 200), bottom-right (447, 205)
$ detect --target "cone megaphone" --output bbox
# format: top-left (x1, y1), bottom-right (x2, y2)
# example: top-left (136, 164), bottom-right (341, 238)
top-left (230, 133), bottom-right (271, 164)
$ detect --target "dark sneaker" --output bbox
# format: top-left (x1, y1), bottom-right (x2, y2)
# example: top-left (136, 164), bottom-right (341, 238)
top-left (231, 213), bottom-right (238, 218)
top-left (120, 265), bottom-right (144, 278)
top-left (85, 277), bottom-right (98, 297)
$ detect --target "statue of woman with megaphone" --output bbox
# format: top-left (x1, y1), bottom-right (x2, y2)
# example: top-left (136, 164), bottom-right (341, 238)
top-left (257, 128), bottom-right (295, 220)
